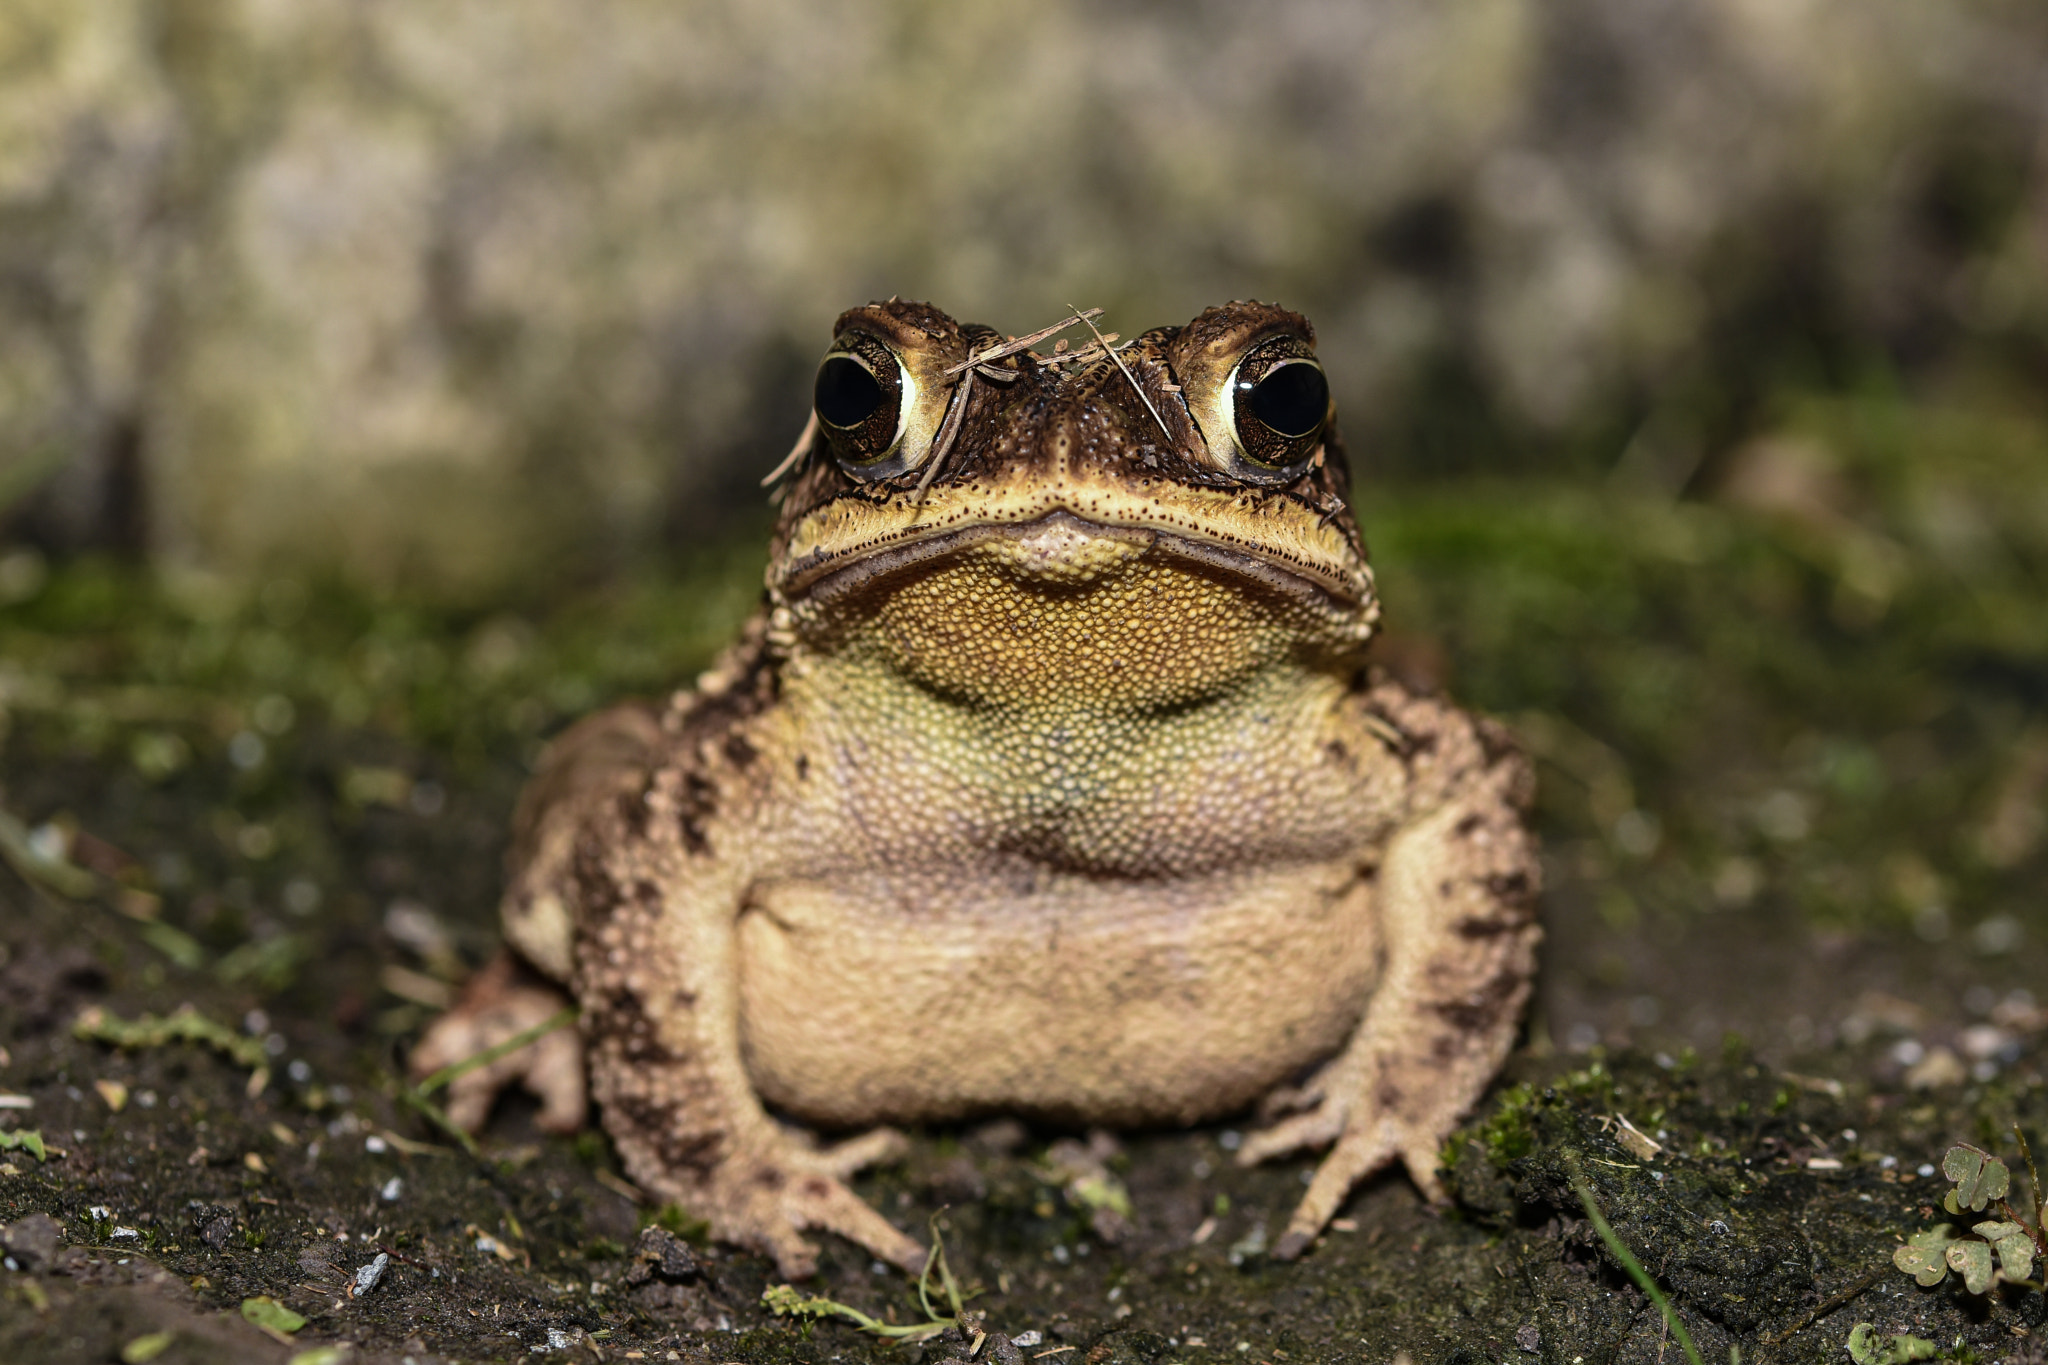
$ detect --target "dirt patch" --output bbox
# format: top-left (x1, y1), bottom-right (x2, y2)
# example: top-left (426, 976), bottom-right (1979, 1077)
top-left (4, 450), bottom-right (2047, 1361)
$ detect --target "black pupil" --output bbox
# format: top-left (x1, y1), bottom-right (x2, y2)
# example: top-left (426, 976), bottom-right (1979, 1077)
top-left (815, 355), bottom-right (885, 429)
top-left (1245, 362), bottom-right (1327, 439)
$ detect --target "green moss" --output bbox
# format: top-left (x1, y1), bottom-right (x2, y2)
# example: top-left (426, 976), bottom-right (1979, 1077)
top-left (1470, 1082), bottom-right (1540, 1165)
top-left (646, 1204), bottom-right (711, 1244)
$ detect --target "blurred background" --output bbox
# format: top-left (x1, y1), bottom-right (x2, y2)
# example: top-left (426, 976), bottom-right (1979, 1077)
top-left (2, 0), bottom-right (2047, 1062)
top-left (4, 0), bottom-right (2043, 587)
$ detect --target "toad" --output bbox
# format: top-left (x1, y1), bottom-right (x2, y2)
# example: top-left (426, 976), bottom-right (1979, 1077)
top-left (412, 300), bottom-right (1541, 1277)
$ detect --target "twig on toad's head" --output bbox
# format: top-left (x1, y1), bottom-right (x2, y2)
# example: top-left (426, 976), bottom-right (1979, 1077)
top-left (1035, 334), bottom-right (1125, 370)
top-left (915, 367), bottom-right (976, 499)
top-left (940, 309), bottom-right (1103, 376)
top-left (761, 411), bottom-right (819, 490)
top-left (916, 312), bottom-right (1095, 500)
top-left (1070, 305), bottom-right (1175, 448)
top-left (1566, 1156), bottom-right (1704, 1365)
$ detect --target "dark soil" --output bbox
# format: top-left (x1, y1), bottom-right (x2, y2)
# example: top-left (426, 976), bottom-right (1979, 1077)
top-left (3, 436), bottom-right (2046, 1362)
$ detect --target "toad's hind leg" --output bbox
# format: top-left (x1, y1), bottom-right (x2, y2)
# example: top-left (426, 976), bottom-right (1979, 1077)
top-left (1237, 690), bottom-right (1541, 1259)
top-left (409, 703), bottom-right (665, 1136)
top-left (574, 806), bottom-right (925, 1280)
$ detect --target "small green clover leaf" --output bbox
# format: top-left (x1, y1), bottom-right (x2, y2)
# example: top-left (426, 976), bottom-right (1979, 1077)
top-left (1946, 1235), bottom-right (1997, 1294)
top-left (1974, 1220), bottom-right (2037, 1282)
top-left (1891, 1224), bottom-right (1958, 1286)
top-left (1941, 1145), bottom-right (2010, 1213)
top-left (1899, 1134), bottom-right (2048, 1298)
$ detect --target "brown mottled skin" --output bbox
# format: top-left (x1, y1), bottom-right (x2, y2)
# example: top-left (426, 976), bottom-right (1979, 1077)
top-left (410, 300), bottom-right (1541, 1277)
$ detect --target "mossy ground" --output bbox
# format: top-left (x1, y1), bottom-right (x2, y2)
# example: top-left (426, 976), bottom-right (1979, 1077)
top-left (3, 378), bottom-right (2047, 1362)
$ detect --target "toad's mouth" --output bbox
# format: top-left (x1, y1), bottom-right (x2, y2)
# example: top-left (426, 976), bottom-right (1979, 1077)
top-left (778, 510), bottom-right (1371, 612)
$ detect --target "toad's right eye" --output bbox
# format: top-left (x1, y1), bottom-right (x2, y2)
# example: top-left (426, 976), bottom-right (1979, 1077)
top-left (812, 334), bottom-right (911, 468)
top-left (814, 356), bottom-right (884, 429)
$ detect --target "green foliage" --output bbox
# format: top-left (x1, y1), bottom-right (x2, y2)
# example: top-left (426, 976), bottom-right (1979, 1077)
top-left (285, 1350), bottom-right (349, 1365)
top-left (762, 1220), bottom-right (969, 1345)
top-left (0, 547), bottom-right (762, 764)
top-left (239, 1295), bottom-right (307, 1334)
top-left (1893, 1224), bottom-right (1959, 1287)
top-left (0, 1128), bottom-right (48, 1162)
top-left (580, 1236), bottom-right (625, 1261)
top-left (1893, 1135), bottom-right (2047, 1296)
top-left (1942, 1146), bottom-right (2008, 1213)
top-left (645, 1204), bottom-right (710, 1243)
top-left (1846, 1323), bottom-right (1938, 1364)
top-left (0, 805), bottom-right (96, 898)
top-left (119, 1330), bottom-right (176, 1364)
top-left (1376, 391), bottom-right (2048, 938)
top-left (214, 933), bottom-right (310, 993)
top-left (1851, 1326), bottom-right (1941, 1365)
top-left (1471, 1082), bottom-right (1539, 1165)
top-left (73, 1004), bottom-right (271, 1093)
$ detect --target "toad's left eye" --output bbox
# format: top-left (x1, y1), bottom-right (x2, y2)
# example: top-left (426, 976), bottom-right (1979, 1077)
top-left (813, 331), bottom-right (912, 469)
top-left (1226, 341), bottom-right (1328, 469)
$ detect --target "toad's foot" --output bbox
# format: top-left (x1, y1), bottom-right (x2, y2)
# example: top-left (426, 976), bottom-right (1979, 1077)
top-left (649, 1126), bottom-right (922, 1280)
top-left (1234, 1053), bottom-right (1453, 1259)
top-left (408, 950), bottom-right (585, 1134)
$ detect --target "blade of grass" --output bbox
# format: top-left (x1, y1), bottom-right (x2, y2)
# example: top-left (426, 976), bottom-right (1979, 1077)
top-left (1569, 1159), bottom-right (1705, 1365)
top-left (2015, 1124), bottom-right (2047, 1256)
top-left (395, 1085), bottom-right (482, 1159)
top-left (398, 1005), bottom-right (577, 1161)
top-left (412, 1006), bottom-right (577, 1096)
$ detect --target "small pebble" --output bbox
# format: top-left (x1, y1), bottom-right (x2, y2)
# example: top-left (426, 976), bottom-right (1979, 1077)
top-left (353, 1251), bottom-right (390, 1296)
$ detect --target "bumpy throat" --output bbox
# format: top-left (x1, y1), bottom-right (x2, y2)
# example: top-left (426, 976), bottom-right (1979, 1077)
top-left (780, 545), bottom-right (1374, 877)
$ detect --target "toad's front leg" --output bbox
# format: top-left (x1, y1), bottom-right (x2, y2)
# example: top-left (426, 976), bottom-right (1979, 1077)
top-left (576, 777), bottom-right (923, 1280)
top-left (1239, 687), bottom-right (1541, 1258)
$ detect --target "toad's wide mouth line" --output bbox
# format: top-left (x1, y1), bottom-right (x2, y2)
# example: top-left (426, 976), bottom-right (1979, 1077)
top-left (778, 510), bottom-right (1367, 610)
